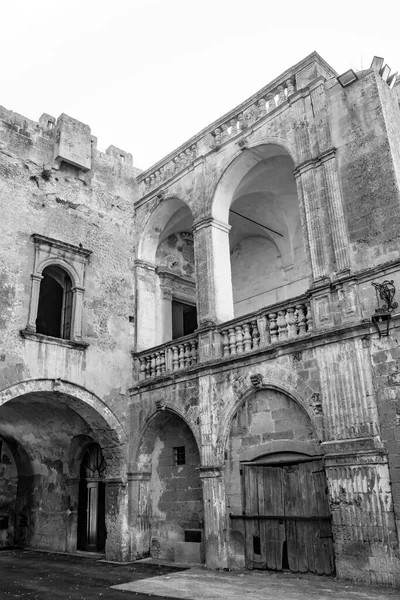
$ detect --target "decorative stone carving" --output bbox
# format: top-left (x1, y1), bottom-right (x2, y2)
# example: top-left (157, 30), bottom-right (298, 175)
top-left (310, 392), bottom-right (322, 415)
top-left (155, 399), bottom-right (166, 411)
top-left (250, 373), bottom-right (263, 388)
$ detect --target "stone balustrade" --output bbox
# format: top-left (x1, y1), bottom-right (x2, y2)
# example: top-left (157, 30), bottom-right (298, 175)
top-left (218, 299), bottom-right (312, 358)
top-left (137, 76), bottom-right (296, 196)
top-left (134, 296), bottom-right (313, 383)
top-left (136, 333), bottom-right (198, 381)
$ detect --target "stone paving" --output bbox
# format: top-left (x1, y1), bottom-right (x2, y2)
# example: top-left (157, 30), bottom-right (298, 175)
top-left (0, 550), bottom-right (399, 600)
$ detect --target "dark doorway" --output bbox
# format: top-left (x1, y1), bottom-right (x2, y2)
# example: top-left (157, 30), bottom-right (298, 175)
top-left (77, 443), bottom-right (106, 552)
top-left (241, 458), bottom-right (334, 575)
top-left (172, 300), bottom-right (197, 339)
top-left (36, 266), bottom-right (73, 339)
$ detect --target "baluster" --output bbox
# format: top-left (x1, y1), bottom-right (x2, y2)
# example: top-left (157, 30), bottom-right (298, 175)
top-left (221, 123), bottom-right (229, 143)
top-left (266, 91), bottom-right (276, 112)
top-left (139, 357), bottom-right (146, 380)
top-left (277, 311), bottom-right (288, 341)
top-left (155, 170), bottom-right (161, 184)
top-left (228, 328), bottom-right (237, 356)
top-left (185, 148), bottom-right (193, 163)
top-left (296, 304), bottom-right (306, 336)
top-left (191, 144), bottom-right (197, 160)
top-left (155, 351), bottom-right (161, 376)
top-left (286, 307), bottom-right (297, 339)
top-left (235, 325), bottom-right (244, 354)
top-left (190, 340), bottom-right (197, 364)
top-left (172, 346), bottom-right (179, 370)
top-left (214, 128), bottom-right (222, 146)
top-left (160, 351), bottom-right (166, 374)
top-left (278, 84), bottom-right (285, 104)
top-left (178, 344), bottom-right (185, 369)
top-left (150, 173), bottom-right (156, 188)
top-left (286, 77), bottom-right (295, 96)
top-left (306, 303), bottom-right (313, 333)
top-left (150, 353), bottom-right (156, 377)
top-left (179, 152), bottom-right (186, 167)
top-left (173, 156), bottom-right (181, 172)
top-left (184, 342), bottom-right (191, 367)
top-left (251, 320), bottom-right (260, 350)
top-left (238, 113), bottom-right (247, 131)
top-left (269, 313), bottom-right (278, 343)
top-left (144, 177), bottom-right (151, 188)
top-left (257, 98), bottom-right (267, 117)
top-left (230, 118), bottom-right (237, 136)
top-left (145, 356), bottom-right (151, 378)
top-left (243, 323), bottom-right (252, 352)
top-left (221, 330), bottom-right (230, 357)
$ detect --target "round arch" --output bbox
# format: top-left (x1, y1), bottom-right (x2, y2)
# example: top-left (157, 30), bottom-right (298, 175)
top-left (219, 379), bottom-right (323, 457)
top-left (211, 139), bottom-right (298, 224)
top-left (0, 379), bottom-right (126, 445)
top-left (34, 258), bottom-right (81, 288)
top-left (138, 195), bottom-right (194, 265)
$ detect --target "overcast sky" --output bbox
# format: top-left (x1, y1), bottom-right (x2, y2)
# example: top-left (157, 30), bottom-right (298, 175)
top-left (1, 0), bottom-right (398, 170)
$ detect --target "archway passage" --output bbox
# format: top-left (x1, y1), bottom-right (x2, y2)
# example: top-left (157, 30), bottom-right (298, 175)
top-left (0, 390), bottom-right (122, 554)
top-left (77, 443), bottom-right (106, 552)
top-left (136, 411), bottom-right (204, 563)
top-left (225, 388), bottom-right (334, 574)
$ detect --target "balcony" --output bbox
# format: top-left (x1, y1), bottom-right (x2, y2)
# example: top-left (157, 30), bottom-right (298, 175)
top-left (133, 295), bottom-right (313, 383)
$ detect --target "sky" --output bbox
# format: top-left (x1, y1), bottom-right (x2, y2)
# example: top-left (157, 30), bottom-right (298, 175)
top-left (1, 0), bottom-right (398, 171)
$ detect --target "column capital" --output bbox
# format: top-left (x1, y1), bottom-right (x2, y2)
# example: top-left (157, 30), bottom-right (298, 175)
top-left (72, 286), bottom-right (85, 294)
top-left (198, 465), bottom-right (224, 479)
top-left (31, 272), bottom-right (43, 282)
top-left (134, 259), bottom-right (156, 272)
top-left (192, 216), bottom-right (231, 234)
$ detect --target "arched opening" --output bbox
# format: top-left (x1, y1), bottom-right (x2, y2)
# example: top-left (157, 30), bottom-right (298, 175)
top-left (135, 411), bottom-right (204, 563)
top-left (213, 144), bottom-right (310, 319)
top-left (36, 265), bottom-right (73, 339)
top-left (0, 437), bottom-right (18, 548)
top-left (77, 442), bottom-right (106, 552)
top-left (137, 198), bottom-right (197, 349)
top-left (224, 388), bottom-right (334, 574)
top-left (0, 389), bottom-right (122, 555)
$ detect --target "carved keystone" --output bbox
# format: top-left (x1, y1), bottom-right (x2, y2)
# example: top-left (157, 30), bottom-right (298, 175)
top-left (155, 399), bottom-right (166, 411)
top-left (250, 373), bottom-right (263, 388)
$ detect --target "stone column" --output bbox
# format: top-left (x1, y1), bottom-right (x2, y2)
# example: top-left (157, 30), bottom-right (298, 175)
top-left (127, 471), bottom-right (152, 559)
top-left (135, 260), bottom-right (157, 350)
top-left (158, 275), bottom-right (173, 343)
top-left (71, 285), bottom-right (84, 340)
top-left (321, 151), bottom-right (350, 275)
top-left (26, 272), bottom-right (43, 332)
top-left (199, 465), bottom-right (228, 570)
top-left (105, 478), bottom-right (129, 562)
top-left (192, 217), bottom-right (233, 325)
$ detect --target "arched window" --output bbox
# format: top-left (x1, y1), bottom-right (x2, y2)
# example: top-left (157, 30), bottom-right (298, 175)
top-left (36, 266), bottom-right (73, 339)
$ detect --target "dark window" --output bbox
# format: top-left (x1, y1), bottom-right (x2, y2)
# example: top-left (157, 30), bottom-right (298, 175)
top-left (173, 446), bottom-right (186, 465)
top-left (172, 300), bottom-right (197, 339)
top-left (184, 529), bottom-right (202, 542)
top-left (36, 266), bottom-right (73, 339)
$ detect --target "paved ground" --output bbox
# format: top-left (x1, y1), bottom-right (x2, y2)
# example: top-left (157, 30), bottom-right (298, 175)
top-left (0, 549), bottom-right (399, 600)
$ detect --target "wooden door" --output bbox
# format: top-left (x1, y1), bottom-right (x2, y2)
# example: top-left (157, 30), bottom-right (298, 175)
top-left (241, 459), bottom-right (334, 575)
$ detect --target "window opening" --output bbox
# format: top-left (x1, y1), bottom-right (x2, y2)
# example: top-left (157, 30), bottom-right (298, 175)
top-left (173, 446), bottom-right (186, 465)
top-left (36, 266), bottom-right (73, 339)
top-left (172, 300), bottom-right (197, 339)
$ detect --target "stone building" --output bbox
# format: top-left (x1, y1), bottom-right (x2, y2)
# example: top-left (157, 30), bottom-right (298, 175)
top-left (1, 51), bottom-right (400, 586)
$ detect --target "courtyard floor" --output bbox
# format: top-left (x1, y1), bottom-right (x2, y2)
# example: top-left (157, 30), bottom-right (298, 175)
top-left (0, 549), bottom-right (399, 600)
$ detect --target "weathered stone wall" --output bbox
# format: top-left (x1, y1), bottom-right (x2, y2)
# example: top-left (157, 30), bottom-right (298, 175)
top-left (0, 439), bottom-right (17, 547)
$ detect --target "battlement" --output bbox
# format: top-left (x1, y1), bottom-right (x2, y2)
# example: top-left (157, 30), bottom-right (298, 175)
top-left (0, 105), bottom-right (140, 174)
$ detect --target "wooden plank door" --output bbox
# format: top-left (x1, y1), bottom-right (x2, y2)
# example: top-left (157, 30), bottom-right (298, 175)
top-left (241, 460), bottom-right (334, 575)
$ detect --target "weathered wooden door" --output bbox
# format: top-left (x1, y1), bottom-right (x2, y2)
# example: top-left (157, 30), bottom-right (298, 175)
top-left (241, 459), bottom-right (334, 574)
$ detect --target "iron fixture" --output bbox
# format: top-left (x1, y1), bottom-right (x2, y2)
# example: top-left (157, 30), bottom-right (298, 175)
top-left (337, 69), bottom-right (358, 87)
top-left (371, 280), bottom-right (398, 337)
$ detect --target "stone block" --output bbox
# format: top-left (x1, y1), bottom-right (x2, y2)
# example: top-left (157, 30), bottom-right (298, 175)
top-left (54, 113), bottom-right (91, 171)
top-left (173, 541), bottom-right (205, 564)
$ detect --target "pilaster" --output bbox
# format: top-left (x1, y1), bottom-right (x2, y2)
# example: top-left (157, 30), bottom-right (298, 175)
top-left (199, 465), bottom-right (228, 569)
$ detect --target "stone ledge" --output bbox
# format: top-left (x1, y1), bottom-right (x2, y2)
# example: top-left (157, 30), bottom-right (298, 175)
top-left (20, 329), bottom-right (89, 351)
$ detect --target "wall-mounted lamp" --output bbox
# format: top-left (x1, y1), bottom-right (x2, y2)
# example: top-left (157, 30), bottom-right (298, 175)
top-left (337, 69), bottom-right (358, 87)
top-left (371, 280), bottom-right (398, 337)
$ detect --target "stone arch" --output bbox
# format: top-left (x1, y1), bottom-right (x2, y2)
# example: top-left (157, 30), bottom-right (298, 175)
top-left (34, 257), bottom-right (80, 288)
top-left (133, 404), bottom-right (201, 470)
top-left (219, 374), bottom-right (323, 456)
top-left (138, 195), bottom-right (194, 265)
top-left (0, 379), bottom-right (126, 446)
top-left (211, 139), bottom-right (298, 224)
